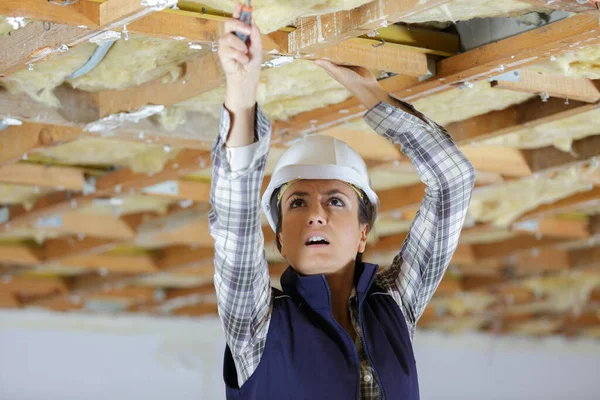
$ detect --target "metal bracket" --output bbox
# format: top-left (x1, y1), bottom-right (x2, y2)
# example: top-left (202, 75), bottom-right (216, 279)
top-left (35, 215), bottom-right (63, 228)
top-left (83, 177), bottom-right (96, 195)
top-left (489, 70), bottom-right (520, 83)
top-left (0, 207), bottom-right (9, 224)
top-left (143, 180), bottom-right (179, 196)
top-left (262, 55), bottom-right (295, 68)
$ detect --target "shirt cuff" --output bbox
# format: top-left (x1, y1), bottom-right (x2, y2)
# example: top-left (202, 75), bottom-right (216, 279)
top-left (226, 141), bottom-right (261, 172)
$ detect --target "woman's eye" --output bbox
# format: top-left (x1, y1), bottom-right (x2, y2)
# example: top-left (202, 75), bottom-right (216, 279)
top-left (290, 198), bottom-right (304, 208)
top-left (329, 197), bottom-right (345, 207)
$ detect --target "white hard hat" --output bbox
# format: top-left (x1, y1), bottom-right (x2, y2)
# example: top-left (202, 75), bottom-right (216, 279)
top-left (261, 134), bottom-right (379, 232)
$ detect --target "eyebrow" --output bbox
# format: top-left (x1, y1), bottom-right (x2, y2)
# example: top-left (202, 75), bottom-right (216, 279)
top-left (284, 189), bottom-right (350, 202)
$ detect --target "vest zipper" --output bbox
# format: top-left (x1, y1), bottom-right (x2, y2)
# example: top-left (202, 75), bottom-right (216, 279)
top-left (321, 276), bottom-right (361, 400)
top-left (358, 296), bottom-right (386, 400)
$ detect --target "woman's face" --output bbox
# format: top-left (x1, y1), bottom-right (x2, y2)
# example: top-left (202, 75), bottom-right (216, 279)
top-left (278, 179), bottom-right (369, 275)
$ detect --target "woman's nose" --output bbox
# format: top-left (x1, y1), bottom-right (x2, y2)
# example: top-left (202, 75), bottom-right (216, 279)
top-left (307, 205), bottom-right (326, 226)
top-left (308, 216), bottom-right (325, 225)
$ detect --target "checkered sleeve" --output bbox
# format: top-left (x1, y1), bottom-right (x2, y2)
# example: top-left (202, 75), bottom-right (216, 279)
top-left (209, 104), bottom-right (273, 386)
top-left (365, 98), bottom-right (475, 340)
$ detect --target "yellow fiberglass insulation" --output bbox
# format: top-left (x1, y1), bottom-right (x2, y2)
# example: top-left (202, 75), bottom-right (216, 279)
top-left (412, 80), bottom-right (535, 127)
top-left (401, 0), bottom-right (541, 24)
top-left (483, 108), bottom-right (600, 153)
top-left (528, 43), bottom-right (600, 80)
top-left (429, 292), bottom-right (497, 317)
top-left (0, 183), bottom-right (52, 208)
top-left (175, 59), bottom-right (351, 122)
top-left (78, 195), bottom-right (174, 216)
top-left (30, 137), bottom-right (178, 174)
top-left (0, 16), bottom-right (29, 36)
top-left (467, 164), bottom-right (598, 226)
top-left (1, 43), bottom-right (97, 107)
top-left (522, 271), bottom-right (600, 315)
top-left (1, 35), bottom-right (198, 107)
top-left (189, 0), bottom-right (371, 33)
top-left (68, 35), bottom-right (199, 91)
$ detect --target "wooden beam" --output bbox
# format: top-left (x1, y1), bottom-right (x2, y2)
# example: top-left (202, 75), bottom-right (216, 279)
top-left (395, 14), bottom-right (600, 101)
top-left (0, 244), bottom-right (42, 265)
top-left (522, 134), bottom-right (600, 173)
top-left (288, 0), bottom-right (454, 53)
top-left (157, 245), bottom-right (214, 271)
top-left (378, 183), bottom-right (426, 213)
top-left (519, 0), bottom-right (600, 13)
top-left (60, 254), bottom-right (159, 274)
top-left (0, 21), bottom-right (99, 77)
top-left (446, 98), bottom-right (598, 145)
top-left (0, 0), bottom-right (98, 28)
top-left (518, 186), bottom-right (600, 221)
top-left (1, 149), bottom-right (209, 230)
top-left (0, 163), bottom-right (85, 191)
top-left (472, 235), bottom-right (565, 261)
top-left (491, 70), bottom-right (600, 103)
top-left (513, 248), bottom-right (573, 274)
top-left (0, 123), bottom-right (83, 167)
top-left (43, 237), bottom-right (119, 262)
top-left (512, 217), bottom-right (591, 239)
top-left (305, 40), bottom-right (431, 77)
top-left (0, 291), bottom-right (20, 308)
top-left (54, 52), bottom-right (224, 122)
top-left (1, 276), bottom-right (68, 298)
top-left (459, 145), bottom-right (532, 177)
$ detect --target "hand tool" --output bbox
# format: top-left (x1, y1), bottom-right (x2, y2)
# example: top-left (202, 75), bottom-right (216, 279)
top-left (234, 0), bottom-right (253, 44)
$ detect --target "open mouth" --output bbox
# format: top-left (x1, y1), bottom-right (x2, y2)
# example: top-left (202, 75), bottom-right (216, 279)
top-left (305, 236), bottom-right (330, 247)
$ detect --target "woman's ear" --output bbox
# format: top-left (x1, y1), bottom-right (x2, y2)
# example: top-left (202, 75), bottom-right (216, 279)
top-left (278, 232), bottom-right (286, 257)
top-left (358, 224), bottom-right (369, 253)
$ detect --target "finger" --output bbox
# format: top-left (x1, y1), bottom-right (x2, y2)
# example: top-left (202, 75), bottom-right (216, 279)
top-left (248, 22), bottom-right (263, 51)
top-left (221, 33), bottom-right (249, 53)
top-left (229, 49), bottom-right (250, 64)
top-left (232, 3), bottom-right (242, 19)
top-left (223, 18), bottom-right (252, 36)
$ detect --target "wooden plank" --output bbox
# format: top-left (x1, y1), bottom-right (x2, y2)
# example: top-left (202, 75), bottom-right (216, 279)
top-left (58, 213), bottom-right (139, 240)
top-left (0, 163), bottom-right (85, 191)
top-left (0, 244), bottom-right (42, 265)
top-left (518, 186), bottom-right (600, 221)
top-left (378, 183), bottom-right (426, 213)
top-left (519, 0), bottom-right (600, 13)
top-left (305, 40), bottom-right (430, 77)
top-left (446, 98), bottom-right (598, 145)
top-left (1, 276), bottom-right (69, 297)
top-left (43, 237), bottom-right (119, 262)
top-left (60, 254), bottom-right (159, 274)
top-left (142, 179), bottom-right (211, 202)
top-left (0, 123), bottom-right (83, 167)
top-left (569, 247), bottom-right (600, 268)
top-left (157, 246), bottom-right (214, 271)
top-left (173, 302), bottom-right (218, 316)
top-left (0, 291), bottom-right (19, 308)
top-left (0, 0), bottom-right (98, 28)
top-left (512, 217), bottom-right (591, 239)
top-left (54, 52), bottom-right (224, 122)
top-left (491, 70), bottom-right (600, 103)
top-left (395, 14), bottom-right (600, 101)
top-left (288, 0), bottom-right (454, 53)
top-left (1, 149), bottom-right (209, 230)
top-left (459, 145), bottom-right (532, 177)
top-left (522, 134), bottom-right (600, 173)
top-left (0, 21), bottom-right (99, 76)
top-left (472, 235), bottom-right (565, 260)
top-left (514, 248), bottom-right (573, 274)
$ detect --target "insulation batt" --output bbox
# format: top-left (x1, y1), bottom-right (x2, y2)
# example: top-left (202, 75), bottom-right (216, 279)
top-left (1, 36), bottom-right (198, 106)
top-left (29, 137), bottom-right (178, 174)
top-left (174, 59), bottom-right (352, 122)
top-left (78, 195), bottom-right (174, 216)
top-left (529, 44), bottom-right (600, 80)
top-left (400, 0), bottom-right (541, 24)
top-left (483, 109), bottom-right (600, 152)
top-left (187, 0), bottom-right (371, 33)
top-left (467, 164), bottom-right (599, 226)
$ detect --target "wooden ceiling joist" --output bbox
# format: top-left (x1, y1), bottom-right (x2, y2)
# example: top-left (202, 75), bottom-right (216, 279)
top-left (288, 0), bottom-right (454, 53)
top-left (0, 162), bottom-right (85, 191)
top-left (446, 97), bottom-right (598, 145)
top-left (491, 70), bottom-right (600, 103)
top-left (55, 51), bottom-right (223, 122)
top-left (0, 149), bottom-right (209, 230)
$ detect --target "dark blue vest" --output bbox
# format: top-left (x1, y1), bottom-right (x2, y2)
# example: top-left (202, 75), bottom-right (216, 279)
top-left (223, 263), bottom-right (420, 399)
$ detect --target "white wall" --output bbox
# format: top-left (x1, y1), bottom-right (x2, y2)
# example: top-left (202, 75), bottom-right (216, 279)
top-left (0, 309), bottom-right (599, 400)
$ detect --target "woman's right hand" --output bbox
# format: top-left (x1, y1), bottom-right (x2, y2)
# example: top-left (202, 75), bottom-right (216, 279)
top-left (219, 3), bottom-right (263, 110)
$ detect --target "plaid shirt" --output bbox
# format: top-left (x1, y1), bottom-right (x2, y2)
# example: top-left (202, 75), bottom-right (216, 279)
top-left (209, 99), bottom-right (475, 399)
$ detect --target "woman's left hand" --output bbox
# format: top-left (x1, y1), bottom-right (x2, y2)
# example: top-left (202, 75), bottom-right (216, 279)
top-left (315, 59), bottom-right (389, 109)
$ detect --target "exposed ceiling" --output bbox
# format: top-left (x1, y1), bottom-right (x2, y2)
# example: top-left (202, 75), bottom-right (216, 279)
top-left (0, 0), bottom-right (600, 339)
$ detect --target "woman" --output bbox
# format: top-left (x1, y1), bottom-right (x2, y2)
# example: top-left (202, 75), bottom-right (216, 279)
top-left (209, 5), bottom-right (475, 399)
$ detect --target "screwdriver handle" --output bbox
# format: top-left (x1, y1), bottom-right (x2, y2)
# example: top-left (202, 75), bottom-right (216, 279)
top-left (234, 5), bottom-right (253, 44)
